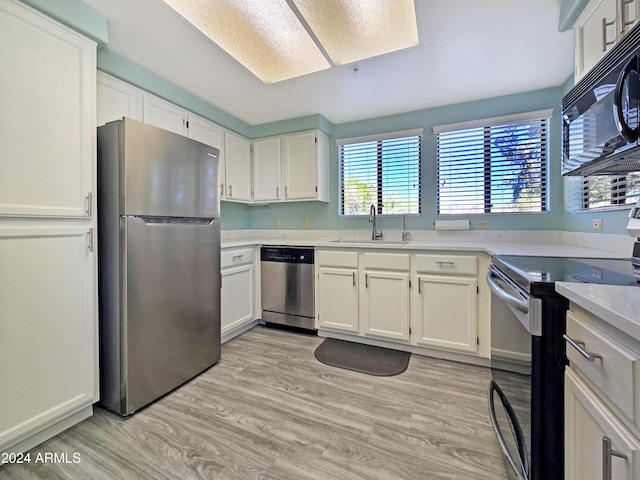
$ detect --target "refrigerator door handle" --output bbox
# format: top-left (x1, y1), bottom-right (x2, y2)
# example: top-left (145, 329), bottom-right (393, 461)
top-left (134, 216), bottom-right (216, 226)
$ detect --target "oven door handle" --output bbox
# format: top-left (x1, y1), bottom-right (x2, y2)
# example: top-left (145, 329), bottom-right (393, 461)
top-left (488, 379), bottom-right (529, 480)
top-left (486, 270), bottom-right (529, 314)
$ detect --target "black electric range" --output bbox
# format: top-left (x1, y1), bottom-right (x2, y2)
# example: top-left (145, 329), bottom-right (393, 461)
top-left (487, 255), bottom-right (638, 480)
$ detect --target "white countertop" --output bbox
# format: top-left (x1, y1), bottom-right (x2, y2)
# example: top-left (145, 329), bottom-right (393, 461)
top-left (221, 235), bottom-right (629, 259)
top-left (556, 283), bottom-right (640, 340)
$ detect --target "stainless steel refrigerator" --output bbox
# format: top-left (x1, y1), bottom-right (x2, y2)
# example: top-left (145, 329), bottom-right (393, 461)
top-left (97, 118), bottom-right (221, 416)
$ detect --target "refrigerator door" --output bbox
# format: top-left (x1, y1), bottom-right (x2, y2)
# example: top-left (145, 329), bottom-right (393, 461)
top-left (120, 118), bottom-right (220, 218)
top-left (121, 215), bottom-right (221, 415)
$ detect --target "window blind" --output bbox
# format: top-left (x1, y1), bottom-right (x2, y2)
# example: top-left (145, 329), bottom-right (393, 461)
top-left (339, 131), bottom-right (421, 216)
top-left (566, 174), bottom-right (640, 212)
top-left (436, 114), bottom-right (549, 215)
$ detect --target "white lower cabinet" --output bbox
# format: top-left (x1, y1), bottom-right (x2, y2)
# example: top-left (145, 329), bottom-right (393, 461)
top-left (316, 250), bottom-right (359, 333)
top-left (221, 247), bottom-right (256, 341)
top-left (412, 254), bottom-right (478, 353)
top-left (315, 249), bottom-right (487, 361)
top-left (362, 270), bottom-right (410, 341)
top-left (317, 268), bottom-right (359, 333)
top-left (0, 226), bottom-right (97, 453)
top-left (565, 367), bottom-right (640, 480)
top-left (361, 252), bottom-right (411, 341)
top-left (414, 275), bottom-right (478, 353)
top-left (564, 304), bottom-right (640, 480)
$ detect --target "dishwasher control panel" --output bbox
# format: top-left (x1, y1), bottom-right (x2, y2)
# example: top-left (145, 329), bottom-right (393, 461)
top-left (261, 246), bottom-right (314, 264)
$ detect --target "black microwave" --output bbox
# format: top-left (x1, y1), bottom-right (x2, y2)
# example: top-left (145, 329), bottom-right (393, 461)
top-left (562, 23), bottom-right (640, 176)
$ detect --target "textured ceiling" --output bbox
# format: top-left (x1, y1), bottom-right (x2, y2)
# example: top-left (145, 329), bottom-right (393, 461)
top-left (81, 0), bottom-right (574, 125)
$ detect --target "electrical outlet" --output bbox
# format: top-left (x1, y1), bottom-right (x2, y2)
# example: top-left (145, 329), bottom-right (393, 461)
top-left (592, 219), bottom-right (603, 231)
top-left (475, 220), bottom-right (490, 229)
top-left (301, 218), bottom-right (308, 228)
top-left (273, 218), bottom-right (279, 229)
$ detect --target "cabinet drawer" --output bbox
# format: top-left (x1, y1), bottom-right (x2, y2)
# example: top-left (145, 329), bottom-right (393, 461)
top-left (363, 252), bottom-right (410, 271)
top-left (221, 248), bottom-right (254, 268)
top-left (317, 249), bottom-right (358, 268)
top-left (415, 254), bottom-right (477, 275)
top-left (566, 311), bottom-right (640, 425)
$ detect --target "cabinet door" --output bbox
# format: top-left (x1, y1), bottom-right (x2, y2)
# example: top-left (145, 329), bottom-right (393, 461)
top-left (0, 1), bottom-right (95, 217)
top-left (565, 368), bottom-right (640, 480)
top-left (317, 268), bottom-right (359, 333)
top-left (224, 131), bottom-right (252, 202)
top-left (415, 275), bottom-right (478, 353)
top-left (187, 114), bottom-right (226, 199)
top-left (97, 72), bottom-right (143, 126)
top-left (283, 131), bottom-right (318, 200)
top-left (253, 137), bottom-right (282, 202)
top-left (362, 271), bottom-right (409, 341)
top-left (575, 0), bottom-right (618, 80)
top-left (221, 263), bottom-right (255, 335)
top-left (143, 94), bottom-right (187, 136)
top-left (0, 226), bottom-right (97, 450)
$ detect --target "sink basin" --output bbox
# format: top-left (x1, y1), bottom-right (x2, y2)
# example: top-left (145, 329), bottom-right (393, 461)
top-left (331, 239), bottom-right (409, 245)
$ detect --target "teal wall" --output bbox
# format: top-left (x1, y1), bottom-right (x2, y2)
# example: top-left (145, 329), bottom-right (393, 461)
top-left (248, 87), bottom-right (568, 232)
top-left (36, 0), bottom-right (634, 236)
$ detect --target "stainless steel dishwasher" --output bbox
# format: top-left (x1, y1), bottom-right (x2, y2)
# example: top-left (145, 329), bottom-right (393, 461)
top-left (261, 246), bottom-right (315, 331)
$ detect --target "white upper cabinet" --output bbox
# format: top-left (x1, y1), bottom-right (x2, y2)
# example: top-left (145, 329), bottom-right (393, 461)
top-left (251, 130), bottom-right (330, 204)
top-left (253, 136), bottom-right (282, 202)
top-left (575, 0), bottom-right (640, 80)
top-left (0, 0), bottom-right (96, 218)
top-left (97, 72), bottom-right (143, 126)
top-left (282, 130), bottom-right (329, 202)
top-left (188, 113), bottom-right (226, 199)
top-left (224, 131), bottom-right (252, 202)
top-left (97, 73), bottom-right (230, 199)
top-left (143, 94), bottom-right (188, 136)
top-left (97, 77), bottom-right (328, 205)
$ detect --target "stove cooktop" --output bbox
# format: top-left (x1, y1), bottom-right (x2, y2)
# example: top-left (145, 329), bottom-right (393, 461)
top-left (492, 255), bottom-right (640, 296)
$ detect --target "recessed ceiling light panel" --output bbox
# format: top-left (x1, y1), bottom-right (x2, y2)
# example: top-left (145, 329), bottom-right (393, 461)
top-left (291, 0), bottom-right (419, 66)
top-left (162, 0), bottom-right (418, 83)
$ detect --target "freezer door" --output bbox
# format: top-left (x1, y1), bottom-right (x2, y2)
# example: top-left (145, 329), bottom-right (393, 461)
top-left (121, 118), bottom-right (220, 218)
top-left (122, 216), bottom-right (220, 415)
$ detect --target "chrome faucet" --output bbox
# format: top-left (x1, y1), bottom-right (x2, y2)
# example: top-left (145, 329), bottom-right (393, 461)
top-left (402, 215), bottom-right (411, 242)
top-left (369, 204), bottom-right (383, 240)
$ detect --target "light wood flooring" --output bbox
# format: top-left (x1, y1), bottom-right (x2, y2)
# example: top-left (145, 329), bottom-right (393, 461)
top-left (1, 326), bottom-right (511, 479)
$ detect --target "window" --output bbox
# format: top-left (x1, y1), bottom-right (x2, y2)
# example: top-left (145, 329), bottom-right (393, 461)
top-left (566, 174), bottom-right (640, 212)
top-left (435, 110), bottom-right (551, 215)
top-left (338, 129), bottom-right (422, 216)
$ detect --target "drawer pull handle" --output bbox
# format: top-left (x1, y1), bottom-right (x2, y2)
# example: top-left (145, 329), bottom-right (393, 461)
top-left (232, 255), bottom-right (244, 260)
top-left (603, 436), bottom-right (628, 480)
top-left (436, 261), bottom-right (455, 266)
top-left (563, 334), bottom-right (603, 362)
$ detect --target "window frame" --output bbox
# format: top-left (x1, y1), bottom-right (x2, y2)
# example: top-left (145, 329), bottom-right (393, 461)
top-left (434, 109), bottom-right (552, 216)
top-left (337, 129), bottom-right (423, 217)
